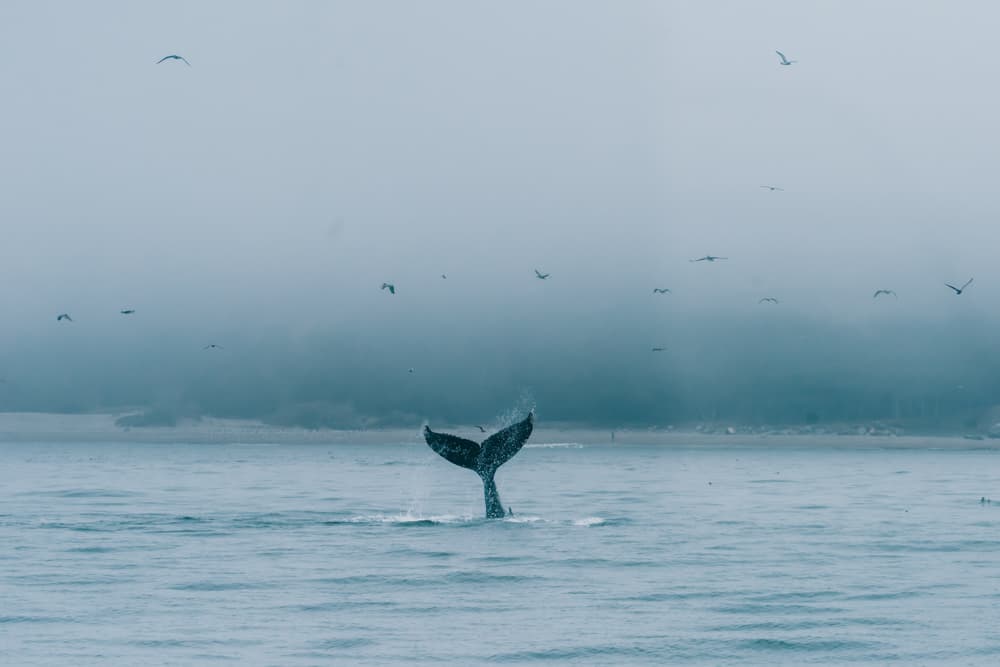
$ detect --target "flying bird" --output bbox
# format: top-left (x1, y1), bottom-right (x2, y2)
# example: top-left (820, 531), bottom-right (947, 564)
top-left (203, 344), bottom-right (223, 350)
top-left (945, 278), bottom-right (973, 295)
top-left (759, 297), bottom-right (779, 304)
top-left (760, 185), bottom-right (784, 191)
top-left (534, 269), bottom-right (550, 280)
top-left (690, 255), bottom-right (728, 262)
top-left (157, 54), bottom-right (191, 66)
top-left (120, 309), bottom-right (136, 315)
top-left (652, 288), bottom-right (672, 294)
top-left (873, 290), bottom-right (897, 299)
top-left (651, 347), bottom-right (666, 352)
top-left (776, 50), bottom-right (797, 66)
top-left (56, 313), bottom-right (73, 322)
top-left (381, 283), bottom-right (396, 294)
top-left (441, 274), bottom-right (447, 279)
top-left (408, 368), bottom-right (414, 374)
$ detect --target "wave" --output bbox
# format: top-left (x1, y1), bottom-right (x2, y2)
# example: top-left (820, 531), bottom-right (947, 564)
top-left (711, 616), bottom-right (911, 632)
top-left (443, 571), bottom-right (545, 585)
top-left (170, 581), bottom-right (275, 592)
top-left (0, 615), bottom-right (71, 624)
top-left (18, 488), bottom-right (142, 498)
top-left (488, 644), bottom-right (665, 662)
top-left (308, 638), bottom-right (377, 650)
top-left (322, 513), bottom-right (477, 527)
top-left (28, 511), bottom-right (618, 533)
top-left (572, 516), bottom-right (605, 526)
top-left (731, 638), bottom-right (881, 652)
top-left (322, 513), bottom-right (613, 528)
top-left (713, 602), bottom-right (846, 615)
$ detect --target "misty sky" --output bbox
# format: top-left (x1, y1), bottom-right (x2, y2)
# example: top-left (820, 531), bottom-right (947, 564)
top-left (2, 2), bottom-right (999, 427)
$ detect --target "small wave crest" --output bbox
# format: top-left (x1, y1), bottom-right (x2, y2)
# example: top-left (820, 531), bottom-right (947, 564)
top-left (444, 571), bottom-right (544, 585)
top-left (324, 513), bottom-right (477, 527)
top-left (573, 516), bottom-right (606, 526)
top-left (732, 638), bottom-right (880, 652)
top-left (171, 581), bottom-right (273, 592)
top-left (489, 644), bottom-right (662, 662)
top-left (19, 488), bottom-right (142, 498)
top-left (0, 615), bottom-right (69, 624)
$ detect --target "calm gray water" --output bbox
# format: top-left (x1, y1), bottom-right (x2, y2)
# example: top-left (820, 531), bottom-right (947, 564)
top-left (2, 439), bottom-right (1000, 665)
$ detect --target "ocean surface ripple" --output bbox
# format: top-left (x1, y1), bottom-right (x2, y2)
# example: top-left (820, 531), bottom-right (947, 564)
top-left (2, 440), bottom-right (1000, 665)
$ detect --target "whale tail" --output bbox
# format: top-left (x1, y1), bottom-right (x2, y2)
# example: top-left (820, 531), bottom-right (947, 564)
top-left (423, 413), bottom-right (534, 518)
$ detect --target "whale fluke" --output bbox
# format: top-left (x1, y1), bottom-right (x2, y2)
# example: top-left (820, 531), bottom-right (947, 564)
top-left (423, 430), bottom-right (481, 469)
top-left (423, 412), bottom-right (534, 519)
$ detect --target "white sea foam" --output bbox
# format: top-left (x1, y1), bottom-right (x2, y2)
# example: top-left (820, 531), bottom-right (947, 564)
top-left (572, 516), bottom-right (606, 526)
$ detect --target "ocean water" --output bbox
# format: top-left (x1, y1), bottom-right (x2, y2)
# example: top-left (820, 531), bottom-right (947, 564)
top-left (2, 438), bottom-right (1000, 665)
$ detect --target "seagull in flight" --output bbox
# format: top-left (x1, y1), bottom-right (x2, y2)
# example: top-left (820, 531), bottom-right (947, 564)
top-left (534, 269), bottom-right (550, 280)
top-left (120, 309), bottom-right (136, 315)
top-left (690, 255), bottom-right (728, 263)
top-left (945, 278), bottom-right (973, 295)
top-left (652, 288), bottom-right (672, 294)
top-left (408, 368), bottom-right (414, 374)
top-left (56, 313), bottom-right (73, 322)
top-left (203, 344), bottom-right (223, 350)
top-left (759, 297), bottom-right (779, 304)
top-left (441, 274), bottom-right (447, 279)
top-left (381, 283), bottom-right (395, 294)
top-left (776, 51), bottom-right (797, 66)
top-left (873, 290), bottom-right (897, 299)
top-left (157, 54), bottom-right (191, 66)
top-left (760, 185), bottom-right (784, 191)
top-left (651, 347), bottom-right (666, 352)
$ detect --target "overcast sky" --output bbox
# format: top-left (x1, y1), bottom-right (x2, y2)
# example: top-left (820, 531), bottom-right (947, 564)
top-left (1, 2), bottom-right (998, 425)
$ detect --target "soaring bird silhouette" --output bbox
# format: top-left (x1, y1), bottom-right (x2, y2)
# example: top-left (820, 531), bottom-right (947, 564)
top-left (690, 255), bottom-right (727, 262)
top-left (56, 313), bottom-right (73, 322)
top-left (873, 289), bottom-right (897, 299)
top-left (441, 274), bottom-right (447, 279)
top-left (653, 288), bottom-right (672, 294)
top-left (534, 269), bottom-right (550, 280)
top-left (120, 309), bottom-right (136, 315)
top-left (759, 297), bottom-right (779, 304)
top-left (651, 347), bottom-right (666, 352)
top-left (776, 50), bottom-right (797, 66)
top-left (381, 283), bottom-right (396, 294)
top-left (945, 279), bottom-right (973, 295)
top-left (760, 185), bottom-right (784, 191)
top-left (203, 344), bottom-right (223, 350)
top-left (157, 54), bottom-right (191, 66)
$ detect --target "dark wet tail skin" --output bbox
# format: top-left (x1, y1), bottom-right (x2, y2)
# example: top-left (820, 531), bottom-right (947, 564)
top-left (423, 413), bottom-right (534, 519)
top-left (481, 473), bottom-right (505, 519)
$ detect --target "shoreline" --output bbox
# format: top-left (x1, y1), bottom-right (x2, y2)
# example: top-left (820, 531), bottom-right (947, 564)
top-left (0, 412), bottom-right (997, 448)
